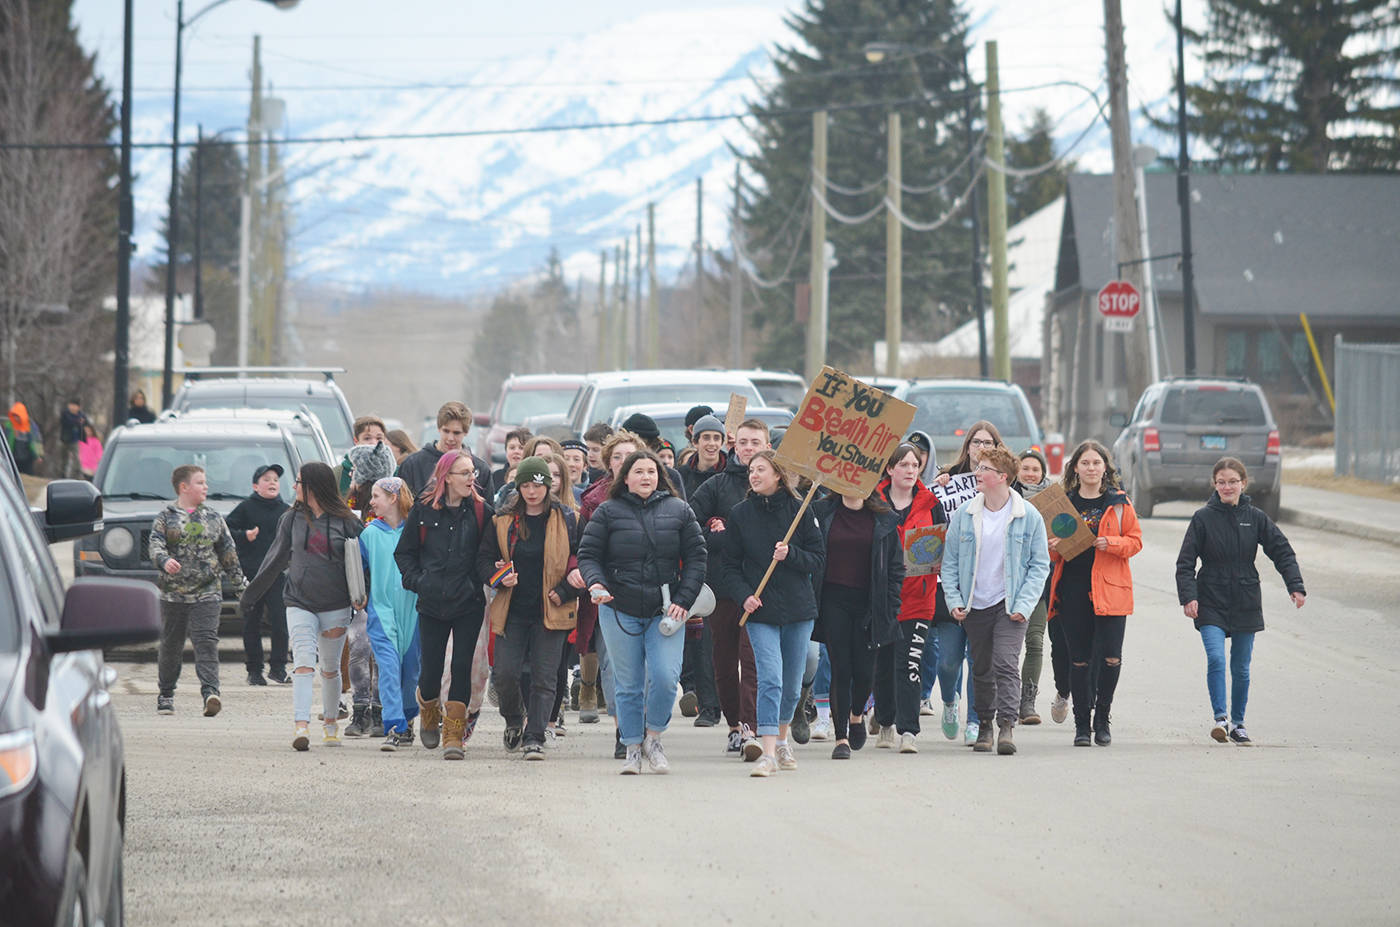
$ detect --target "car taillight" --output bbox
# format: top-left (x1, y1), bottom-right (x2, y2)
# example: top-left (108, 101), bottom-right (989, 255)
top-left (1143, 427), bottom-right (1160, 453)
top-left (1266, 430), bottom-right (1280, 458)
top-left (0, 730), bottom-right (37, 798)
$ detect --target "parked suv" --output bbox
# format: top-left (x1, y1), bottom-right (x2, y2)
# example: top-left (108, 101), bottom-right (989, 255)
top-left (0, 452), bottom-right (161, 926)
top-left (565, 370), bottom-right (763, 435)
top-left (889, 378), bottom-right (1043, 465)
top-left (74, 420), bottom-right (314, 617)
top-left (158, 407), bottom-right (335, 466)
top-left (479, 374), bottom-right (586, 464)
top-left (607, 402), bottom-right (794, 451)
top-left (1111, 377), bottom-right (1281, 519)
top-left (170, 370), bottom-right (355, 452)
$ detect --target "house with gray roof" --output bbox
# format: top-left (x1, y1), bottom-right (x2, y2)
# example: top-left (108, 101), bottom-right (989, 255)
top-left (1044, 172), bottom-right (1400, 444)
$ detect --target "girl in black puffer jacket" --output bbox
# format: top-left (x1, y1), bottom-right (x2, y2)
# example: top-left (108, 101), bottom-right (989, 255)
top-left (722, 451), bottom-right (826, 777)
top-left (579, 450), bottom-right (706, 775)
top-left (1176, 456), bottom-right (1305, 746)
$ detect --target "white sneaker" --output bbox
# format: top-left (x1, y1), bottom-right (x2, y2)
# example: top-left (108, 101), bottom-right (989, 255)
top-left (776, 742), bottom-right (797, 770)
top-left (620, 743), bottom-right (642, 775)
top-left (1211, 717), bottom-right (1229, 743)
top-left (1050, 694), bottom-right (1069, 724)
top-left (964, 721), bottom-right (980, 746)
top-left (750, 755), bottom-right (778, 777)
top-left (899, 732), bottom-right (918, 754)
top-left (642, 735), bottom-right (670, 774)
top-left (876, 727), bottom-right (896, 749)
top-left (941, 701), bottom-right (959, 739)
top-left (919, 698), bottom-right (936, 717)
top-left (810, 718), bottom-right (833, 742)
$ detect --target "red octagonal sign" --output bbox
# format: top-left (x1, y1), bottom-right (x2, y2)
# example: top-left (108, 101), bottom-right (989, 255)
top-left (1097, 280), bottom-right (1140, 332)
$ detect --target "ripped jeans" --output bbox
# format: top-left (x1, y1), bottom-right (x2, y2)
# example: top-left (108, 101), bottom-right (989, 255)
top-left (287, 606), bottom-right (353, 724)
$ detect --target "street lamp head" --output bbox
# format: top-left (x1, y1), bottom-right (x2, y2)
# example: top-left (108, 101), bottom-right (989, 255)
top-left (863, 41), bottom-right (898, 64)
top-left (264, 0), bottom-right (301, 8)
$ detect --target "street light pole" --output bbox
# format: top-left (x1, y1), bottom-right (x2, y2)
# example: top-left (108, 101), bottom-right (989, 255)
top-left (113, 0), bottom-right (134, 431)
top-left (1175, 0), bottom-right (1198, 375)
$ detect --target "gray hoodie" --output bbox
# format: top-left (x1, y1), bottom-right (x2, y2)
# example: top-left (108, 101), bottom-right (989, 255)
top-left (243, 508), bottom-right (364, 613)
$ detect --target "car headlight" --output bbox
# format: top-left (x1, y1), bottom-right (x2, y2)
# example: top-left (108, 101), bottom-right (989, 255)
top-left (0, 730), bottom-right (37, 798)
top-left (100, 525), bottom-right (136, 559)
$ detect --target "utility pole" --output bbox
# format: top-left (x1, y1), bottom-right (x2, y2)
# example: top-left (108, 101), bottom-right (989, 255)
top-left (885, 111), bottom-right (902, 378)
top-left (694, 177), bottom-right (703, 356)
top-left (113, 0), bottom-right (134, 427)
top-left (635, 224), bottom-right (643, 369)
top-left (596, 250), bottom-right (608, 370)
top-left (247, 36), bottom-right (263, 366)
top-left (616, 242), bottom-right (627, 369)
top-left (647, 203), bottom-right (659, 368)
top-left (985, 41), bottom-right (1011, 382)
top-left (963, 51), bottom-right (989, 379)
top-left (160, 0), bottom-right (186, 409)
top-left (1105, 0), bottom-right (1152, 401)
top-left (729, 164), bottom-right (743, 369)
top-left (806, 110), bottom-right (828, 381)
top-left (263, 112), bottom-right (282, 366)
top-left (1175, 0), bottom-right (1198, 375)
top-left (193, 126), bottom-right (204, 320)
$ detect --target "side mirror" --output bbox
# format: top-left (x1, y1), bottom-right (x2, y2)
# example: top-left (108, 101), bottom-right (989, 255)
top-left (1108, 412), bottom-right (1130, 429)
top-left (47, 578), bottom-right (161, 654)
top-left (44, 479), bottom-right (104, 544)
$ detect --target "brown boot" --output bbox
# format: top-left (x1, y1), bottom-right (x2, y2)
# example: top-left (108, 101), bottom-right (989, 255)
top-left (997, 721), bottom-right (1017, 755)
top-left (442, 701), bottom-right (467, 760)
top-left (417, 689), bottom-right (441, 750)
top-left (974, 722), bottom-right (996, 753)
top-left (579, 652), bottom-right (600, 723)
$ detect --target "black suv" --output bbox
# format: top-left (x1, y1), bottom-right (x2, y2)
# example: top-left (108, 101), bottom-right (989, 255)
top-left (74, 420), bottom-right (312, 617)
top-left (1112, 377), bottom-right (1282, 518)
top-left (0, 441), bottom-right (161, 925)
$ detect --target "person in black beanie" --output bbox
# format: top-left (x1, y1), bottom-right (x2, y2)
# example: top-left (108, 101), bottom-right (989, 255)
top-left (620, 412), bottom-right (688, 501)
top-left (226, 464), bottom-right (293, 685)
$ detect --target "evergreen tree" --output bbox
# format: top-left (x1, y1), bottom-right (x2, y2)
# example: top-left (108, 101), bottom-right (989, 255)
top-left (1004, 108), bottom-right (1072, 226)
top-left (738, 0), bottom-right (979, 371)
top-left (1172, 0), bottom-right (1400, 171)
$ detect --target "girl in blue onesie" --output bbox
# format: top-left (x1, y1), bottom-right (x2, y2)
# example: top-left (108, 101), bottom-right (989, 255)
top-left (361, 477), bottom-right (422, 750)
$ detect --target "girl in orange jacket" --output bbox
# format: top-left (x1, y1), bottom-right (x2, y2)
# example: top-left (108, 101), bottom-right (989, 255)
top-left (1047, 440), bottom-right (1142, 747)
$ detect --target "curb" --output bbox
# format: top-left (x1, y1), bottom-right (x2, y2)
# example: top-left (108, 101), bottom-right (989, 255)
top-left (1278, 506), bottom-right (1400, 548)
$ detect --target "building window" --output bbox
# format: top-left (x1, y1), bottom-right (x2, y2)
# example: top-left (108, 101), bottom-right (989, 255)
top-left (1292, 332), bottom-right (1310, 372)
top-left (1258, 331), bottom-right (1281, 380)
top-left (1225, 331), bottom-right (1247, 377)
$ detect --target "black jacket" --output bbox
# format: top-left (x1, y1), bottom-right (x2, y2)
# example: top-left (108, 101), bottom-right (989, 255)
top-left (687, 451), bottom-right (752, 590)
top-left (810, 495), bottom-right (904, 647)
top-left (578, 489), bottom-right (707, 619)
top-left (1175, 491), bottom-right (1305, 635)
top-left (721, 490), bottom-right (825, 626)
top-left (396, 441), bottom-right (489, 501)
top-left (678, 454), bottom-right (724, 501)
top-left (394, 496), bottom-right (494, 620)
top-left (225, 492), bottom-right (291, 578)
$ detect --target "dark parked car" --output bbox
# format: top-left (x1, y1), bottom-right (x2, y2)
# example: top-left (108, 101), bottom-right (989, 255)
top-left (0, 459), bottom-right (161, 926)
top-left (1111, 376), bottom-right (1282, 519)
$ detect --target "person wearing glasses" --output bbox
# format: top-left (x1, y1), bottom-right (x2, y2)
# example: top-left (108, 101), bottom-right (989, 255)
top-left (394, 450), bottom-right (494, 760)
top-left (1175, 457), bottom-right (1304, 745)
top-left (940, 447), bottom-right (1051, 755)
top-left (1047, 440), bottom-right (1142, 747)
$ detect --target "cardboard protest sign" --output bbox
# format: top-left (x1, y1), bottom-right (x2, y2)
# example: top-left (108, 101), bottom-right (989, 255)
top-left (903, 523), bottom-right (947, 578)
top-left (774, 366), bottom-right (915, 498)
top-left (931, 471), bottom-right (979, 519)
top-left (1027, 482), bottom-right (1095, 561)
top-left (723, 392), bottom-right (748, 438)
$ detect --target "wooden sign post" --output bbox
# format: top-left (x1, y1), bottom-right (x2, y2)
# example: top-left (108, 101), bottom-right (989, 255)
top-left (739, 367), bottom-right (915, 624)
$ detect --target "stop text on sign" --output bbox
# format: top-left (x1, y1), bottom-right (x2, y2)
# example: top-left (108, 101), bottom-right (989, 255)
top-left (1097, 280), bottom-right (1141, 317)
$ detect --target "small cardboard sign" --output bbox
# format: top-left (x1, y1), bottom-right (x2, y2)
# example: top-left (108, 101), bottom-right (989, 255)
top-left (1027, 483), bottom-right (1095, 561)
top-left (775, 366), bottom-right (915, 498)
top-left (931, 471), bottom-right (980, 519)
top-left (723, 392), bottom-right (748, 438)
top-left (904, 523), bottom-right (947, 578)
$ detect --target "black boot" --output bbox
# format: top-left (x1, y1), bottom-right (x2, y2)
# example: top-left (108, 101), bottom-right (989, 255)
top-left (344, 704), bottom-right (372, 738)
top-left (370, 704), bottom-right (383, 735)
top-left (790, 685), bottom-right (812, 744)
top-left (1093, 705), bottom-right (1112, 746)
top-left (1073, 704), bottom-right (1092, 746)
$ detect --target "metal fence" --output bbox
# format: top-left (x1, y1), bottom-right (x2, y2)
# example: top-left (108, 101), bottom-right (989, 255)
top-left (1335, 337), bottom-right (1400, 483)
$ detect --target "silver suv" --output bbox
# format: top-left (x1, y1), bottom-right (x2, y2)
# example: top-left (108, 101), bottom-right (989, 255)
top-left (888, 378), bottom-right (1044, 465)
top-left (1111, 377), bottom-right (1281, 519)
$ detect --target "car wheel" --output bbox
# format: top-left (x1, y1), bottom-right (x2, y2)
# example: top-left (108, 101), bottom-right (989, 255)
top-left (1129, 466), bottom-right (1155, 518)
top-left (58, 846), bottom-right (90, 927)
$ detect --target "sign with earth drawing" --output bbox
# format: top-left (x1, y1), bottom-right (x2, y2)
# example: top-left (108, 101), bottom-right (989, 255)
top-left (1026, 483), bottom-right (1095, 561)
top-left (903, 523), bottom-right (946, 578)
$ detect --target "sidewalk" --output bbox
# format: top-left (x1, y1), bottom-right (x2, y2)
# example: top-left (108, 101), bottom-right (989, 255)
top-left (1279, 484), bottom-right (1400, 547)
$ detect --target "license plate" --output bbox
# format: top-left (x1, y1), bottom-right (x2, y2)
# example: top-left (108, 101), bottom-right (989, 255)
top-left (1201, 435), bottom-right (1227, 450)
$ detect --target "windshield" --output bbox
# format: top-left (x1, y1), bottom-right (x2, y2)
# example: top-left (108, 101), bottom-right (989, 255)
top-left (905, 388), bottom-right (1030, 438)
top-left (593, 384), bottom-right (762, 428)
top-left (753, 379), bottom-right (806, 409)
top-left (183, 395), bottom-right (353, 449)
top-left (100, 439), bottom-right (297, 503)
top-left (1161, 388), bottom-right (1266, 427)
top-left (500, 388), bottom-right (580, 424)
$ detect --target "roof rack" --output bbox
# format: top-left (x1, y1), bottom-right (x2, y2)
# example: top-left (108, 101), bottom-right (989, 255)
top-left (182, 366), bottom-right (345, 383)
top-left (1162, 375), bottom-right (1253, 384)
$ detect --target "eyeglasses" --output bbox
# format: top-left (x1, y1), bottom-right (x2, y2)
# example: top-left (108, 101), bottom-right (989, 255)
top-left (969, 439), bottom-right (995, 448)
top-left (449, 468), bottom-right (475, 478)
top-left (294, 479), bottom-right (302, 486)
top-left (974, 464), bottom-right (1003, 476)
top-left (1214, 478), bottom-right (1242, 487)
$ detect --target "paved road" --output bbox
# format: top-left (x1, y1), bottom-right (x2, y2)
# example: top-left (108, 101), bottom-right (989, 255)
top-left (114, 509), bottom-right (1398, 925)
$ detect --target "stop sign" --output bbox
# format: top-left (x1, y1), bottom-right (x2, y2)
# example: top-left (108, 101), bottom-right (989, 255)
top-left (1097, 280), bottom-right (1140, 332)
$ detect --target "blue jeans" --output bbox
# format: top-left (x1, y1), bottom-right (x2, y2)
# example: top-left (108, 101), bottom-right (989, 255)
top-left (813, 644), bottom-right (831, 701)
top-left (746, 620), bottom-right (815, 737)
top-left (936, 622), bottom-right (978, 725)
top-left (596, 604), bottom-right (685, 745)
top-left (920, 626), bottom-right (940, 700)
top-left (1200, 625), bottom-right (1255, 726)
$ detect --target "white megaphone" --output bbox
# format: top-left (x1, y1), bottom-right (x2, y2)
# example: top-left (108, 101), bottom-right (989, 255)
top-left (689, 583), bottom-right (717, 619)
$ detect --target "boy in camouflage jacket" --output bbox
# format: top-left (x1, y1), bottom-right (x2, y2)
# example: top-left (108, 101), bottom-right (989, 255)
top-left (149, 464), bottom-right (247, 717)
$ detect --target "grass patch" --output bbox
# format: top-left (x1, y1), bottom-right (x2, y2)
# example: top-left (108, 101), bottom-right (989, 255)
top-left (1284, 467), bottom-right (1400, 501)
